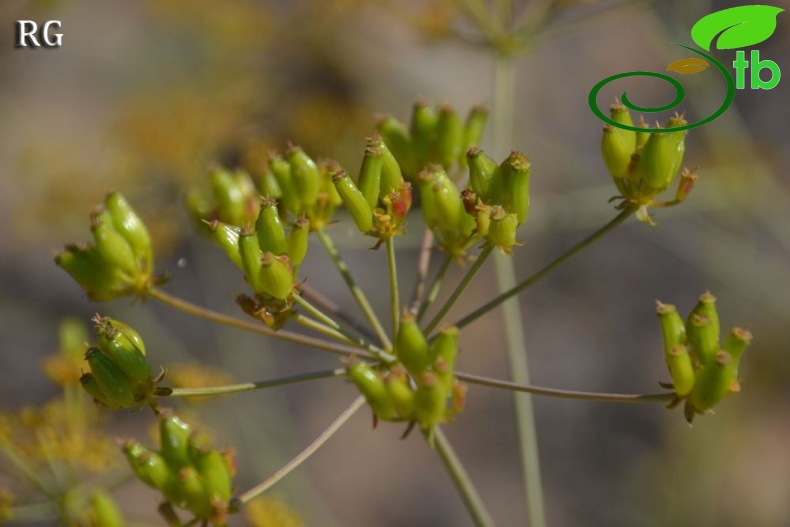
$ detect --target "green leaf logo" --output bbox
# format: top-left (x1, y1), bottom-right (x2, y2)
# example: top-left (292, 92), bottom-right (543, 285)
top-left (691, 5), bottom-right (784, 51)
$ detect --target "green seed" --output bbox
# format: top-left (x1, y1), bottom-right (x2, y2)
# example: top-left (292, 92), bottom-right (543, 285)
top-left (205, 220), bottom-right (243, 269)
top-left (347, 361), bottom-right (396, 421)
top-left (211, 167), bottom-right (250, 228)
top-left (333, 170), bottom-right (373, 233)
top-left (500, 151), bottom-right (531, 224)
top-left (238, 230), bottom-right (263, 293)
top-left (377, 115), bottom-right (414, 177)
top-left (55, 244), bottom-right (125, 300)
top-left (358, 138), bottom-right (384, 208)
top-left (269, 154), bottom-right (300, 213)
top-left (385, 367), bottom-right (415, 420)
top-left (159, 414), bottom-right (193, 470)
top-left (467, 147), bottom-right (500, 203)
top-left (431, 326), bottom-right (459, 392)
top-left (94, 317), bottom-right (151, 386)
top-left (287, 216), bottom-right (310, 267)
top-left (85, 347), bottom-right (136, 408)
top-left (91, 210), bottom-right (139, 278)
top-left (123, 441), bottom-right (174, 490)
top-left (414, 372), bottom-right (447, 434)
top-left (689, 351), bottom-right (737, 413)
top-left (89, 491), bottom-right (124, 527)
top-left (287, 146), bottom-right (321, 208)
top-left (487, 206), bottom-right (517, 252)
top-left (666, 344), bottom-right (695, 397)
top-left (258, 252), bottom-right (294, 300)
top-left (435, 105), bottom-right (463, 170)
top-left (410, 101), bottom-right (438, 163)
top-left (256, 198), bottom-right (288, 256)
top-left (104, 191), bottom-right (152, 269)
top-left (395, 313), bottom-right (431, 377)
top-left (656, 301), bottom-right (686, 355)
top-left (194, 449), bottom-right (232, 503)
top-left (463, 105), bottom-right (488, 153)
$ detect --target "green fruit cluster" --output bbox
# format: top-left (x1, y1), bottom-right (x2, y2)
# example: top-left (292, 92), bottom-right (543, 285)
top-left (656, 293), bottom-right (752, 423)
top-left (122, 414), bottom-right (235, 526)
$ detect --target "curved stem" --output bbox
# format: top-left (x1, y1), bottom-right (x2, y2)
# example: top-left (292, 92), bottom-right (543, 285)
top-left (432, 428), bottom-right (496, 527)
top-left (452, 207), bottom-right (636, 330)
top-left (424, 246), bottom-right (493, 335)
top-left (416, 253), bottom-right (453, 323)
top-left (230, 395), bottom-right (366, 508)
top-left (386, 237), bottom-right (400, 334)
top-left (316, 229), bottom-right (392, 349)
top-left (455, 371), bottom-right (676, 403)
top-left (161, 368), bottom-right (346, 398)
top-left (146, 288), bottom-right (368, 359)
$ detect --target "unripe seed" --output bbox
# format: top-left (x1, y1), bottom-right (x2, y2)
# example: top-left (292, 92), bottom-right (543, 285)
top-left (238, 230), bottom-right (263, 293)
top-left (347, 361), bottom-right (396, 421)
top-left (689, 350), bottom-right (737, 412)
top-left (601, 125), bottom-right (635, 191)
top-left (258, 252), bottom-right (294, 300)
top-left (463, 106), bottom-right (488, 153)
top-left (172, 466), bottom-right (207, 515)
top-left (358, 138), bottom-right (384, 208)
top-left (431, 326), bottom-right (459, 392)
top-left (104, 191), bottom-right (152, 268)
top-left (376, 115), bottom-right (413, 177)
top-left (205, 220), bottom-right (243, 269)
top-left (395, 313), bottom-right (431, 377)
top-left (487, 206), bottom-right (517, 252)
top-left (414, 371), bottom-right (447, 434)
top-left (410, 101), bottom-right (438, 162)
top-left (94, 316), bottom-right (151, 386)
top-left (80, 372), bottom-right (113, 408)
top-left (656, 301), bottom-right (686, 355)
top-left (123, 442), bottom-right (175, 490)
top-left (378, 139), bottom-right (405, 194)
top-left (85, 347), bottom-right (136, 408)
top-left (91, 210), bottom-right (139, 278)
top-left (55, 244), bottom-right (125, 300)
top-left (467, 147), bottom-right (500, 203)
top-left (89, 491), bottom-right (124, 527)
top-left (287, 216), bottom-right (310, 267)
top-left (256, 198), bottom-right (288, 256)
top-left (435, 104), bottom-right (463, 169)
top-left (501, 151), bottom-right (531, 224)
top-left (686, 314), bottom-right (719, 367)
top-left (722, 327), bottom-right (752, 375)
top-left (332, 170), bottom-right (373, 233)
top-left (211, 167), bottom-right (249, 227)
top-left (159, 414), bottom-right (193, 470)
top-left (666, 344), bottom-right (695, 397)
top-left (432, 172), bottom-right (463, 233)
top-left (268, 154), bottom-right (300, 213)
top-left (287, 146), bottom-right (321, 208)
top-left (385, 367), bottom-right (415, 420)
top-left (194, 449), bottom-right (232, 503)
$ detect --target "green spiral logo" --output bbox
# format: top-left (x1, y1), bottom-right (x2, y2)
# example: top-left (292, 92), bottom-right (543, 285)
top-left (588, 44), bottom-right (735, 133)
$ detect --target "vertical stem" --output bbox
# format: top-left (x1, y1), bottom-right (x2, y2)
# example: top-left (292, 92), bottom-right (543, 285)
top-left (316, 229), bottom-right (392, 350)
top-left (386, 237), bottom-right (400, 334)
top-left (424, 246), bottom-right (493, 335)
top-left (432, 428), bottom-right (496, 527)
top-left (417, 254), bottom-right (453, 323)
top-left (493, 52), bottom-right (546, 527)
top-left (408, 228), bottom-right (435, 315)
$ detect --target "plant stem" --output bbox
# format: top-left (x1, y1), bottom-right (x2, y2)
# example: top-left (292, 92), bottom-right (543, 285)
top-left (316, 229), bottom-right (392, 349)
top-left (424, 246), bottom-right (493, 335)
top-left (146, 287), bottom-right (368, 359)
top-left (292, 295), bottom-right (377, 352)
top-left (409, 228), bottom-right (435, 315)
top-left (301, 284), bottom-right (378, 343)
top-left (231, 395), bottom-right (366, 508)
top-left (452, 207), bottom-right (636, 330)
top-left (161, 368), bottom-right (346, 398)
top-left (455, 371), bottom-right (677, 403)
top-left (386, 237), bottom-right (400, 334)
top-left (432, 428), bottom-right (496, 527)
top-left (492, 46), bottom-right (546, 527)
top-left (417, 254), bottom-right (453, 323)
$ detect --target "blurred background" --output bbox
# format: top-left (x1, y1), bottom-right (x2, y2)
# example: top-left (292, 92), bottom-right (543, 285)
top-left (1, 0), bottom-right (788, 525)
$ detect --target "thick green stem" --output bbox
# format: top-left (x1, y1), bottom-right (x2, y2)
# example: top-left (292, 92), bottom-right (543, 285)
top-left (417, 254), bottom-right (453, 323)
top-left (432, 428), bottom-right (496, 527)
top-left (453, 207), bottom-right (636, 330)
top-left (316, 229), bottom-right (392, 349)
top-left (386, 237), bottom-right (400, 334)
top-left (146, 287), bottom-right (368, 359)
top-left (231, 396), bottom-right (366, 508)
top-left (161, 369), bottom-right (346, 398)
top-left (424, 246), bottom-right (493, 335)
top-left (455, 371), bottom-right (676, 403)
top-left (492, 49), bottom-right (546, 527)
